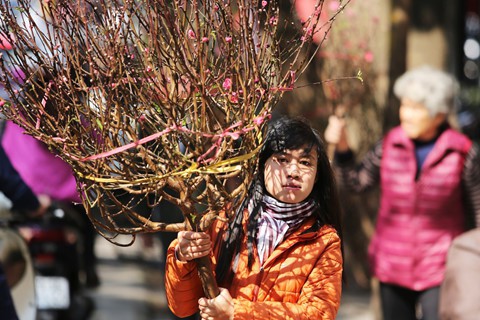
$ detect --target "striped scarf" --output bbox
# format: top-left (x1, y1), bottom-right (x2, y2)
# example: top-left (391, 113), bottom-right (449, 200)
top-left (255, 195), bottom-right (316, 265)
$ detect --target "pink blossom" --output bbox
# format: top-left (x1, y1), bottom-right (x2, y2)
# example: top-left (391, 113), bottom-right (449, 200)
top-left (328, 0), bottom-right (340, 11)
top-left (0, 32), bottom-right (15, 50)
top-left (301, 27), bottom-right (313, 42)
top-left (261, 1), bottom-right (268, 7)
top-left (201, 37), bottom-right (209, 43)
top-left (230, 92), bottom-right (238, 103)
top-left (253, 116), bottom-right (264, 126)
top-left (0, 100), bottom-right (5, 107)
top-left (227, 132), bottom-right (240, 140)
top-left (187, 29), bottom-right (196, 39)
top-left (225, 36), bottom-right (232, 43)
top-left (223, 78), bottom-right (232, 90)
top-left (364, 51), bottom-right (374, 63)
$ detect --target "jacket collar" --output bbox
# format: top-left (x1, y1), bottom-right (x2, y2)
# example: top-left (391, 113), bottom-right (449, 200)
top-left (258, 217), bottom-right (327, 269)
top-left (389, 126), bottom-right (470, 169)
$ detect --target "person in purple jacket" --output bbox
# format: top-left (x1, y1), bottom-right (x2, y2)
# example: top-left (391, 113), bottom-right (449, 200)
top-left (0, 143), bottom-right (50, 319)
top-left (1, 121), bottom-right (100, 287)
top-left (325, 65), bottom-right (480, 320)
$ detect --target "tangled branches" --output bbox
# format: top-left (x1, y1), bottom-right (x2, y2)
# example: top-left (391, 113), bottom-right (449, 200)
top-left (0, 0), bottom-right (343, 241)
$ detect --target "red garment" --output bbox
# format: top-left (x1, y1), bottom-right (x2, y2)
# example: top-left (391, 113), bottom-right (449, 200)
top-left (165, 213), bottom-right (343, 319)
top-left (370, 127), bottom-right (472, 291)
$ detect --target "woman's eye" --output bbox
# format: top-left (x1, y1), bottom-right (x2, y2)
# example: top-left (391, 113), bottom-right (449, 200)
top-left (300, 160), bottom-right (311, 166)
top-left (278, 158), bottom-right (288, 163)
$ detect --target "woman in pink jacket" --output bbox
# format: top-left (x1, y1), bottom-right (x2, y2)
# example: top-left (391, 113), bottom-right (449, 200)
top-left (325, 66), bottom-right (480, 320)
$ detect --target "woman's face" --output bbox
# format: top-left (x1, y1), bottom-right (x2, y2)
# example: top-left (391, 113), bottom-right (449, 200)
top-left (399, 98), bottom-right (446, 141)
top-left (263, 147), bottom-right (318, 204)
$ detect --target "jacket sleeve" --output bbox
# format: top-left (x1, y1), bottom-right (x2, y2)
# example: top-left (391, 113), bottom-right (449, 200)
top-left (0, 145), bottom-right (40, 212)
top-left (334, 140), bottom-right (382, 193)
top-left (164, 216), bottom-right (227, 318)
top-left (233, 231), bottom-right (343, 320)
top-left (164, 240), bottom-right (205, 317)
top-left (463, 143), bottom-right (480, 228)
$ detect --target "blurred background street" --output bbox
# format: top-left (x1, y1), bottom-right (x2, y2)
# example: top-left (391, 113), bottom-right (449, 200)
top-left (86, 235), bottom-right (375, 320)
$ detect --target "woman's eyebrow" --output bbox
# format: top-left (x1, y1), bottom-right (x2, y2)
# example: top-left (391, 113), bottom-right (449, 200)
top-left (300, 150), bottom-right (315, 159)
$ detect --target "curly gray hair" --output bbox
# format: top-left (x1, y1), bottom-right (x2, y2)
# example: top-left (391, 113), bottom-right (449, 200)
top-left (393, 65), bottom-right (459, 117)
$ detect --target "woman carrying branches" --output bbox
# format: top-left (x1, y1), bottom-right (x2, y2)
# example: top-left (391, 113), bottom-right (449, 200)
top-left (165, 116), bottom-right (344, 319)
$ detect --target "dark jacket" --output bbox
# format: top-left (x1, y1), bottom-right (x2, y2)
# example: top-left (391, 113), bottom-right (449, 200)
top-left (0, 144), bottom-right (39, 212)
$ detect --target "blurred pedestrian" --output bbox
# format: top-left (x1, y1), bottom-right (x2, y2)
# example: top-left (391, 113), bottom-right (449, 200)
top-left (0, 143), bottom-right (50, 319)
top-left (439, 228), bottom-right (480, 320)
top-left (325, 65), bottom-right (480, 320)
top-left (165, 116), bottom-right (344, 319)
top-left (1, 121), bottom-right (100, 288)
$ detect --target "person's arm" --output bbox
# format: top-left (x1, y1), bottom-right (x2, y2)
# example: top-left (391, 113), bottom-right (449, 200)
top-left (334, 140), bottom-right (383, 193)
top-left (231, 231), bottom-right (343, 319)
top-left (164, 212), bottom-right (230, 318)
top-left (462, 143), bottom-right (480, 228)
top-left (0, 145), bottom-right (49, 214)
top-left (325, 115), bottom-right (381, 192)
top-left (164, 232), bottom-right (212, 318)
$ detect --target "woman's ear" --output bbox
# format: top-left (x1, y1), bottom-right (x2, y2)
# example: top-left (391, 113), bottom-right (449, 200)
top-left (433, 112), bottom-right (447, 128)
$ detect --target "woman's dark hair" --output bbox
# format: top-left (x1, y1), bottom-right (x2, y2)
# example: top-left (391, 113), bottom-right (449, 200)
top-left (215, 116), bottom-right (343, 286)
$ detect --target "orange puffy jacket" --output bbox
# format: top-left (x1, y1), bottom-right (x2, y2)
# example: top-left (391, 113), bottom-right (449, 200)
top-left (165, 213), bottom-right (343, 319)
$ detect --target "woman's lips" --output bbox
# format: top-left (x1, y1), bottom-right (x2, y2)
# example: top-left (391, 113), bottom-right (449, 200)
top-left (283, 184), bottom-right (301, 190)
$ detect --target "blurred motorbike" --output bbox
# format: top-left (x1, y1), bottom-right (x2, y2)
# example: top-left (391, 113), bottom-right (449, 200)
top-left (19, 202), bottom-right (94, 320)
top-left (0, 198), bottom-right (93, 320)
top-left (0, 208), bottom-right (36, 320)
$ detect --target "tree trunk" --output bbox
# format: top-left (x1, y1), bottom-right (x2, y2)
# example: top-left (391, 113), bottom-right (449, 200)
top-left (195, 256), bottom-right (220, 298)
top-left (184, 208), bottom-right (220, 299)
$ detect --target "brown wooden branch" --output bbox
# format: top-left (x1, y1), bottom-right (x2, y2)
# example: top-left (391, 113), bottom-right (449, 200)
top-left (0, 0), bottom-right (347, 299)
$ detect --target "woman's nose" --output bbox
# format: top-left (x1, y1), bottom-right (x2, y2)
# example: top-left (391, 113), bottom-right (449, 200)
top-left (287, 163), bottom-right (300, 177)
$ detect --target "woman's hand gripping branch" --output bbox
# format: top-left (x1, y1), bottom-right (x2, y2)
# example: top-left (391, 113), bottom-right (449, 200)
top-left (198, 287), bottom-right (234, 320)
top-left (175, 231), bottom-right (235, 319)
top-left (175, 231), bottom-right (212, 262)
